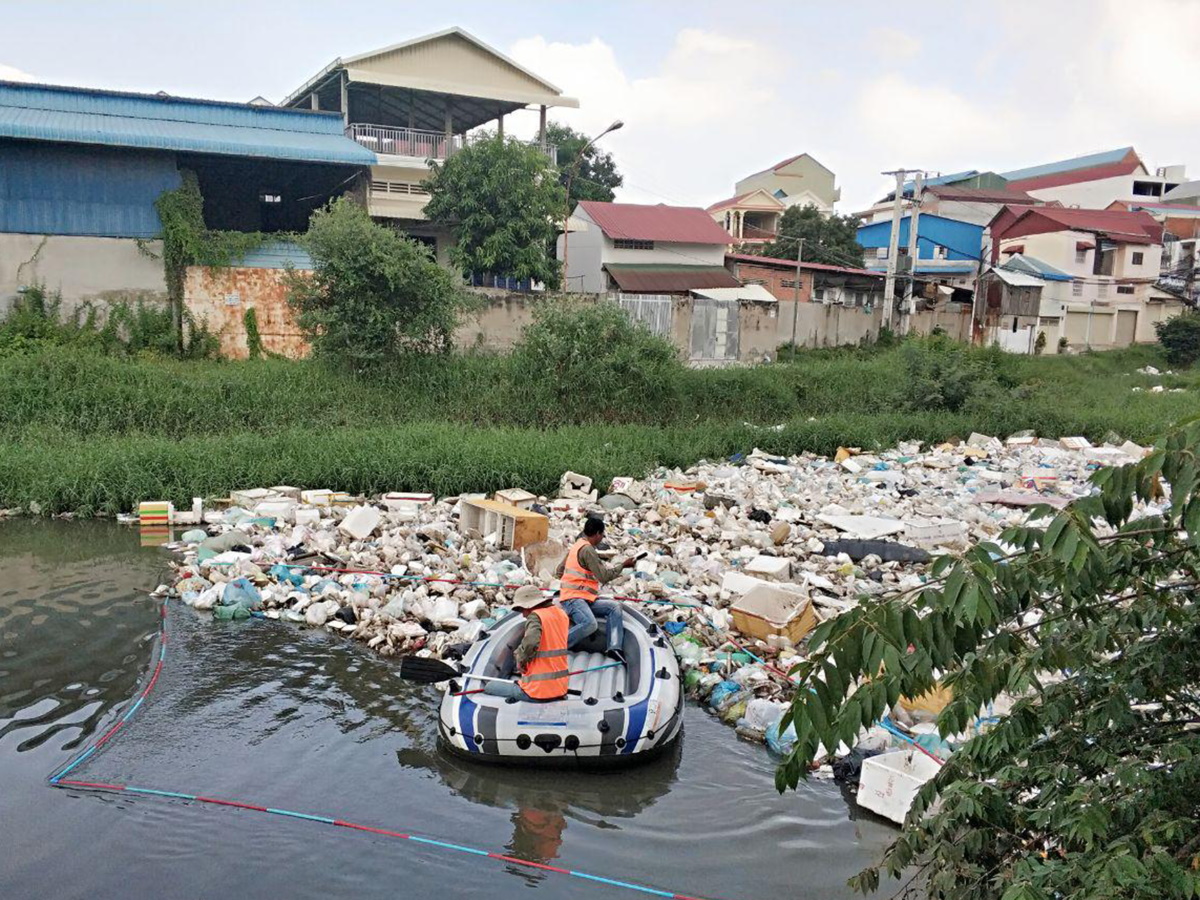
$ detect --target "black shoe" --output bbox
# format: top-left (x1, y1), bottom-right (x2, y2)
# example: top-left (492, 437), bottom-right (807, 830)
top-left (606, 649), bottom-right (626, 666)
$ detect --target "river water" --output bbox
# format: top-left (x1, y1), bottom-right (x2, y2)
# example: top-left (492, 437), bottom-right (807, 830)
top-left (1, 520), bottom-right (894, 900)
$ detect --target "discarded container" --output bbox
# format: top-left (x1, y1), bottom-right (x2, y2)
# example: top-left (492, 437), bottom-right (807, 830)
top-left (817, 515), bottom-right (905, 540)
top-left (820, 540), bottom-right (931, 563)
top-left (300, 489), bottom-right (334, 506)
top-left (339, 505), bottom-right (382, 540)
top-left (383, 492), bottom-right (434, 510)
top-left (744, 555), bottom-right (792, 581)
top-left (138, 501), bottom-right (172, 526)
top-left (899, 684), bottom-right (953, 718)
top-left (856, 749), bottom-right (941, 825)
top-left (459, 499), bottom-right (548, 550)
top-left (269, 486), bottom-right (302, 500)
top-left (902, 520), bottom-right (968, 548)
top-left (731, 584), bottom-right (815, 643)
top-left (231, 488), bottom-right (275, 508)
top-left (493, 489), bottom-right (537, 509)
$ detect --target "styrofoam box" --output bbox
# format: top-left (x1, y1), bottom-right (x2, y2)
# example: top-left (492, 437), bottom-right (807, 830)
top-left (856, 749), bottom-right (941, 825)
top-left (744, 555), bottom-right (792, 581)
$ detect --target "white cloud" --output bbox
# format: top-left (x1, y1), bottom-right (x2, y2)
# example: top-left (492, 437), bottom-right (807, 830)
top-left (0, 63), bottom-right (36, 83)
top-left (866, 28), bottom-right (922, 63)
top-left (1100, 0), bottom-right (1200, 121)
top-left (508, 30), bottom-right (782, 205)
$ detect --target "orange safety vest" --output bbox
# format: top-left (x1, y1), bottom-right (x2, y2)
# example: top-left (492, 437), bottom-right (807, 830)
top-left (519, 606), bottom-right (570, 700)
top-left (560, 538), bottom-right (600, 604)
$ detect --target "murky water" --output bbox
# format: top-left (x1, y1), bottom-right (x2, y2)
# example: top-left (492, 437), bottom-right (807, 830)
top-left (1, 520), bottom-right (893, 899)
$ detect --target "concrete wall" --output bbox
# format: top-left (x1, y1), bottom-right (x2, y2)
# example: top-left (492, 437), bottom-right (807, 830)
top-left (184, 265), bottom-right (308, 359)
top-left (0, 233), bottom-right (167, 315)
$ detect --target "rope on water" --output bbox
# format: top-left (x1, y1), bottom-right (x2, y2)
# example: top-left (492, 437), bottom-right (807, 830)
top-left (44, 595), bottom-right (732, 900)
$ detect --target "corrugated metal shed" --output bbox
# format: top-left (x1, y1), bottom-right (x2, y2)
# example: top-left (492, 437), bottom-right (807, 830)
top-left (0, 141), bottom-right (180, 237)
top-left (0, 81), bottom-right (376, 165)
top-left (604, 263), bottom-right (740, 293)
top-left (237, 241), bottom-right (314, 270)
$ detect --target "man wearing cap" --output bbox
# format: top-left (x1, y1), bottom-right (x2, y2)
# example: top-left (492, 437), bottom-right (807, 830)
top-left (484, 586), bottom-right (571, 702)
top-left (555, 517), bottom-right (636, 664)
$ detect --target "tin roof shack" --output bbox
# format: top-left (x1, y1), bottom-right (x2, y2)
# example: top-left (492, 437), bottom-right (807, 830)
top-left (0, 80), bottom-right (373, 314)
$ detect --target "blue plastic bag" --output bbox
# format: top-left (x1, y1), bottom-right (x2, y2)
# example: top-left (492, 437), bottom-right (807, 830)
top-left (663, 621), bottom-right (688, 636)
top-left (221, 577), bottom-right (262, 611)
top-left (708, 679), bottom-right (743, 711)
top-left (269, 564), bottom-right (305, 588)
top-left (765, 719), bottom-right (798, 755)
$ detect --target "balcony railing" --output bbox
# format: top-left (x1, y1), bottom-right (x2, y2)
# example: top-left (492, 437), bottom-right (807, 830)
top-left (348, 124), bottom-right (557, 164)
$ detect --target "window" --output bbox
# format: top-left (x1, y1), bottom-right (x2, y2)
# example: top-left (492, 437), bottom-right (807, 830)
top-left (875, 247), bottom-right (888, 260)
top-left (781, 278), bottom-right (800, 289)
top-left (613, 239), bottom-right (654, 250)
top-left (1131, 251), bottom-right (1144, 266)
top-left (856, 291), bottom-right (866, 306)
top-left (933, 245), bottom-right (948, 260)
top-left (1075, 248), bottom-right (1087, 264)
top-left (1012, 317), bottom-right (1019, 333)
top-left (1132, 180), bottom-right (1162, 197)
top-left (1117, 285), bottom-right (1136, 295)
top-left (1098, 282), bottom-right (1109, 298)
top-left (259, 193), bottom-right (282, 204)
top-left (1072, 281), bottom-right (1083, 297)
top-left (813, 288), bottom-right (825, 301)
top-left (773, 189), bottom-right (788, 199)
top-left (743, 278), bottom-right (767, 286)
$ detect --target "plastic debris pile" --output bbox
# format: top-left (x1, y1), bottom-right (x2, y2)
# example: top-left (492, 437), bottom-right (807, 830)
top-left (151, 432), bottom-right (1153, 802)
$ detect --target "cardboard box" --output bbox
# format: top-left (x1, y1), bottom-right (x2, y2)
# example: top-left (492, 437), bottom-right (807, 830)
top-left (300, 489), bottom-right (334, 506)
top-left (731, 584), bottom-right (815, 644)
top-left (459, 498), bottom-right (548, 550)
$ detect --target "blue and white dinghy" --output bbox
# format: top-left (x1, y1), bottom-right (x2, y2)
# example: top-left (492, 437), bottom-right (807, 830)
top-left (438, 603), bottom-right (683, 767)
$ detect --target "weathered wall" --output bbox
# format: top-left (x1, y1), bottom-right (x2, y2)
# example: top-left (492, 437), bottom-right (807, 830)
top-left (0, 233), bottom-right (167, 315)
top-left (184, 265), bottom-right (308, 359)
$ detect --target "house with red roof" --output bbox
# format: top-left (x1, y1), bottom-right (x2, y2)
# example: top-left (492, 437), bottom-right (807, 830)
top-left (1001, 148), bottom-right (1188, 209)
top-left (707, 153), bottom-right (840, 243)
top-left (558, 200), bottom-right (737, 294)
top-left (987, 204), bottom-right (1183, 349)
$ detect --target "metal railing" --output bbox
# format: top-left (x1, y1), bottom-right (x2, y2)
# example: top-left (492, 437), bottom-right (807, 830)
top-left (348, 123), bottom-right (557, 164)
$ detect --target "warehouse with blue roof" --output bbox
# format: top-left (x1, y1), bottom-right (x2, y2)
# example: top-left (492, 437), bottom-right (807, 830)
top-left (0, 80), bottom-right (375, 306)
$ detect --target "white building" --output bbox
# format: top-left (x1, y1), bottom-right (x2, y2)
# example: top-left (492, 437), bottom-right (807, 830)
top-left (1002, 147), bottom-right (1188, 209)
top-left (558, 201), bottom-right (736, 294)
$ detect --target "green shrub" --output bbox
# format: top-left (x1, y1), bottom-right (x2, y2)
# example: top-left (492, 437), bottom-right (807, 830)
top-left (508, 300), bottom-right (685, 425)
top-left (896, 335), bottom-right (998, 412)
top-left (1155, 311), bottom-right (1200, 367)
top-left (288, 198), bottom-right (466, 369)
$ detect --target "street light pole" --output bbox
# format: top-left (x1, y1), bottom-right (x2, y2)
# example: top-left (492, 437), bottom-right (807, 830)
top-left (562, 119), bottom-right (624, 292)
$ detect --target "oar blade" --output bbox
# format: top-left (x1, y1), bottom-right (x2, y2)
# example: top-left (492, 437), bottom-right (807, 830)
top-left (398, 656), bottom-right (460, 684)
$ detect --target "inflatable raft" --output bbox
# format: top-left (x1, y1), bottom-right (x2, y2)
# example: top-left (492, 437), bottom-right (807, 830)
top-left (438, 603), bottom-right (683, 766)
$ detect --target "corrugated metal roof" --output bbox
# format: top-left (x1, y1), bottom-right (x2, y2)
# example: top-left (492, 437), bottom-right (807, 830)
top-left (604, 263), bottom-right (740, 292)
top-left (237, 241), bottom-right (314, 270)
top-left (0, 81), bottom-right (376, 165)
top-left (726, 252), bottom-right (882, 277)
top-left (926, 185), bottom-right (1037, 204)
top-left (989, 266), bottom-right (1044, 288)
top-left (691, 284), bottom-right (778, 302)
top-left (1003, 207), bottom-right (1163, 244)
top-left (579, 201), bottom-right (733, 245)
top-left (1001, 147), bottom-right (1136, 183)
top-left (1003, 254), bottom-right (1074, 282)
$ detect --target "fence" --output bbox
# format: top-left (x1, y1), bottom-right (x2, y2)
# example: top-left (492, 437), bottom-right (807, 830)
top-left (615, 293), bottom-right (673, 336)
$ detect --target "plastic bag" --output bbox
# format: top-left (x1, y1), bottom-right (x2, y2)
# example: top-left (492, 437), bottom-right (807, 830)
top-left (765, 719), bottom-right (798, 755)
top-left (221, 577), bottom-right (262, 611)
top-left (708, 679), bottom-right (743, 711)
top-left (744, 698), bottom-right (786, 732)
top-left (269, 564), bottom-right (305, 588)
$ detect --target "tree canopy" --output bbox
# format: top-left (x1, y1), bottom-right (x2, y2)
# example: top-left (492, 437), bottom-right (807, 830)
top-left (423, 135), bottom-right (565, 288)
top-left (287, 198), bottom-right (464, 369)
top-left (547, 121), bottom-right (624, 205)
top-left (758, 204), bottom-right (865, 268)
top-left (778, 420), bottom-right (1200, 900)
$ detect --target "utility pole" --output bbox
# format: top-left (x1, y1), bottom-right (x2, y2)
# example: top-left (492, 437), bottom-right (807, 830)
top-left (789, 238), bottom-right (805, 359)
top-left (880, 169), bottom-right (915, 332)
top-left (901, 172), bottom-right (924, 335)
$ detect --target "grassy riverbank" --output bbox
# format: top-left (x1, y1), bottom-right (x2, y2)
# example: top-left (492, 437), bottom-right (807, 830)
top-left (2, 343), bottom-right (1196, 514)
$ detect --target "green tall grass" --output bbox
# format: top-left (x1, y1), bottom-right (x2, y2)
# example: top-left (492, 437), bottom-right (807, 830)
top-left (1, 343), bottom-right (1195, 514)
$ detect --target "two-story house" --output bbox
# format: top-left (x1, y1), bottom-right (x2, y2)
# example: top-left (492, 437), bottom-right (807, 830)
top-left (988, 205), bottom-right (1183, 348)
top-left (856, 213), bottom-right (984, 291)
top-left (281, 27), bottom-right (577, 262)
top-left (707, 153), bottom-right (839, 243)
top-left (1002, 147), bottom-right (1188, 208)
top-left (558, 201), bottom-right (737, 294)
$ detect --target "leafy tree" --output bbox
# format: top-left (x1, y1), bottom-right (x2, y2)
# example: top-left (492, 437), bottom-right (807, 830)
top-left (759, 204), bottom-right (865, 268)
top-left (777, 420), bottom-right (1200, 899)
top-left (1156, 312), bottom-right (1200, 367)
top-left (423, 135), bottom-right (565, 288)
top-left (547, 121), bottom-right (624, 205)
top-left (288, 198), bottom-right (465, 368)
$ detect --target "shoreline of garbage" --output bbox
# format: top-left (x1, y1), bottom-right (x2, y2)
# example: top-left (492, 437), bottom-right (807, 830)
top-left (131, 430), bottom-right (1151, 821)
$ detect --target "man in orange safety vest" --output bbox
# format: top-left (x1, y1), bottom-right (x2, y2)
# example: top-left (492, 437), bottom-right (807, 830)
top-left (555, 517), bottom-right (636, 664)
top-left (484, 585), bottom-right (571, 702)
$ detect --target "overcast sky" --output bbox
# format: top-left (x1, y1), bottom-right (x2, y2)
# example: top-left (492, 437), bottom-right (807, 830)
top-left (3, 0), bottom-right (1198, 212)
